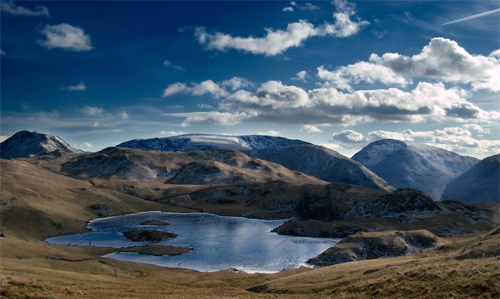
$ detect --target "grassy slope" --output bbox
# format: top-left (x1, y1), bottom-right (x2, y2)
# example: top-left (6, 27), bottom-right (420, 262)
top-left (1, 159), bottom-right (499, 298)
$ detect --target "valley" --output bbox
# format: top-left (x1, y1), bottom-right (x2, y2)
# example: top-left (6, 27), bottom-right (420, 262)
top-left (0, 131), bottom-right (499, 298)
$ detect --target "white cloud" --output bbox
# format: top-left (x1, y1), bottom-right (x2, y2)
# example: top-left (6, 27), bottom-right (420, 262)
top-left (293, 70), bottom-right (308, 82)
top-left (300, 124), bottom-right (323, 133)
top-left (79, 142), bottom-right (93, 149)
top-left (179, 111), bottom-right (251, 127)
top-left (287, 2), bottom-right (320, 11)
top-left (159, 130), bottom-right (185, 136)
top-left (317, 63), bottom-right (408, 91)
top-left (82, 106), bottom-right (104, 116)
top-left (61, 81), bottom-right (87, 91)
top-left (38, 24), bottom-right (92, 52)
top-left (120, 111), bottom-right (129, 119)
top-left (92, 121), bottom-right (99, 128)
top-left (163, 80), bottom-right (228, 99)
top-left (195, 0), bottom-right (368, 56)
top-left (198, 104), bottom-right (214, 109)
top-left (283, 7), bottom-right (294, 12)
top-left (317, 37), bottom-right (500, 92)
top-left (332, 129), bottom-right (367, 144)
top-left (163, 60), bottom-right (185, 71)
top-left (258, 130), bottom-right (281, 136)
top-left (1, 1), bottom-right (49, 17)
top-left (171, 79), bottom-right (499, 127)
top-left (221, 77), bottom-right (254, 90)
top-left (369, 37), bottom-right (500, 92)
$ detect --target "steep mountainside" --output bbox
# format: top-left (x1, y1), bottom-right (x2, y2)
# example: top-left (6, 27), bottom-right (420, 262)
top-left (57, 147), bottom-right (326, 186)
top-left (117, 134), bottom-right (311, 152)
top-left (352, 139), bottom-right (479, 200)
top-left (0, 130), bottom-right (81, 159)
top-left (247, 145), bottom-right (394, 192)
top-left (442, 154), bottom-right (499, 202)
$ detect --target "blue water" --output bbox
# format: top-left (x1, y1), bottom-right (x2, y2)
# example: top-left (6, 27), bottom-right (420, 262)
top-left (46, 212), bottom-right (340, 273)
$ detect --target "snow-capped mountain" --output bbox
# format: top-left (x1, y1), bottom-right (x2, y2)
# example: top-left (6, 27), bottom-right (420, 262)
top-left (442, 154), bottom-right (499, 202)
top-left (117, 134), bottom-right (312, 152)
top-left (247, 145), bottom-right (394, 192)
top-left (351, 139), bottom-right (480, 200)
top-left (0, 130), bottom-right (81, 159)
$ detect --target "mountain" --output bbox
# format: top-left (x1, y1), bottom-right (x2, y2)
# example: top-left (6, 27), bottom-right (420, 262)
top-left (0, 130), bottom-right (81, 159)
top-left (117, 134), bottom-right (311, 152)
top-left (351, 139), bottom-right (479, 200)
top-left (119, 134), bottom-right (393, 191)
top-left (442, 154), bottom-right (499, 202)
top-left (58, 147), bottom-right (326, 186)
top-left (247, 145), bottom-right (394, 192)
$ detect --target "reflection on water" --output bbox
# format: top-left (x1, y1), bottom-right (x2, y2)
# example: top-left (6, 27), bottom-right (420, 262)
top-left (46, 212), bottom-right (340, 273)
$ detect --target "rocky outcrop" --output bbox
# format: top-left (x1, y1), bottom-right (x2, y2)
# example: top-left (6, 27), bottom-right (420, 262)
top-left (123, 230), bottom-right (177, 243)
top-left (308, 230), bottom-right (441, 266)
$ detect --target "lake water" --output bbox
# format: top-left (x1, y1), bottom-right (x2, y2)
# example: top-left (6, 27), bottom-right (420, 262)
top-left (46, 212), bottom-right (340, 273)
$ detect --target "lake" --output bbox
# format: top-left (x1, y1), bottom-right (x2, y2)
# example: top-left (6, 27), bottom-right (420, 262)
top-left (46, 212), bottom-right (340, 273)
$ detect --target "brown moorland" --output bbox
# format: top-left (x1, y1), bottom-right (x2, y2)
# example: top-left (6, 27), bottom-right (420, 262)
top-left (1, 157), bottom-right (499, 298)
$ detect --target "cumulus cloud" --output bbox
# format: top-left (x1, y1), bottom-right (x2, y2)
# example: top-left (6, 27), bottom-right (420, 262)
top-left (287, 2), bottom-right (320, 11)
top-left (332, 129), bottom-right (367, 144)
top-left (163, 78), bottom-right (252, 99)
top-left (317, 37), bottom-right (500, 92)
top-left (162, 80), bottom-right (229, 98)
top-left (293, 70), bottom-right (308, 82)
top-left (300, 124), bottom-right (323, 133)
top-left (38, 24), bottom-right (92, 52)
top-left (61, 81), bottom-right (87, 91)
top-left (331, 125), bottom-right (500, 158)
top-left (198, 104), bottom-right (214, 109)
top-left (195, 0), bottom-right (368, 56)
top-left (369, 37), bottom-right (500, 92)
top-left (82, 106), bottom-right (104, 116)
top-left (283, 7), bottom-right (294, 12)
top-left (163, 60), bottom-right (185, 71)
top-left (221, 77), bottom-right (254, 90)
top-left (1, 1), bottom-right (49, 17)
top-left (170, 79), bottom-right (499, 127)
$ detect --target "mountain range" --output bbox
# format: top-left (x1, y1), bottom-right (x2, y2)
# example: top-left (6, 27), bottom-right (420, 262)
top-left (1, 131), bottom-right (498, 202)
top-left (351, 139), bottom-right (480, 200)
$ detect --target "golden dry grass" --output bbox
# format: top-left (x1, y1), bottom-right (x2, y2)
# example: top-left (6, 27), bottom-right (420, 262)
top-left (1, 158), bottom-right (499, 298)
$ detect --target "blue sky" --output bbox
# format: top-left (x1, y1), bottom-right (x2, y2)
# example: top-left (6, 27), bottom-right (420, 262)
top-left (1, 0), bottom-right (499, 158)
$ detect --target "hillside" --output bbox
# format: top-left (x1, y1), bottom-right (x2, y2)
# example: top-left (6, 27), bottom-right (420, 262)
top-left (53, 147), bottom-right (326, 186)
top-left (118, 134), bottom-right (394, 191)
top-left (442, 154), bottom-right (499, 202)
top-left (0, 130), bottom-right (81, 159)
top-left (352, 139), bottom-right (479, 200)
top-left (247, 145), bottom-right (394, 192)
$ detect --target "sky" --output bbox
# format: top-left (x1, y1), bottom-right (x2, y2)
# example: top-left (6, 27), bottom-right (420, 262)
top-left (1, 0), bottom-right (499, 159)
